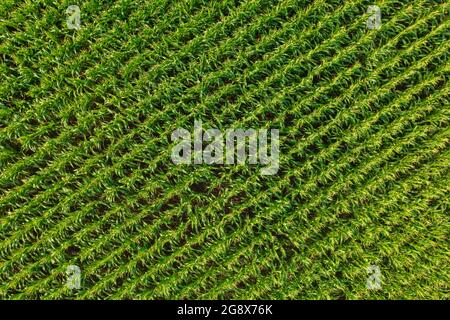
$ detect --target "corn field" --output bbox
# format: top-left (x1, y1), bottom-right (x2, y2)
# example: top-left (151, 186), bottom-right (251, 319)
top-left (0, 0), bottom-right (448, 299)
